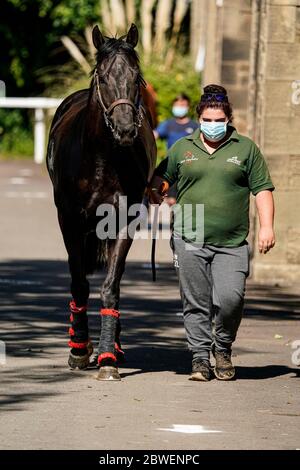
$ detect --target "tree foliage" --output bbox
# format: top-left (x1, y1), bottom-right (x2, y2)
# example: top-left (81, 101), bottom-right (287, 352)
top-left (0, 1), bottom-right (200, 158)
top-left (1, 0), bottom-right (99, 96)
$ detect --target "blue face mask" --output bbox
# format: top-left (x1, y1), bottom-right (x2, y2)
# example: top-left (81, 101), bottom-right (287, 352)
top-left (172, 106), bottom-right (188, 118)
top-left (200, 121), bottom-right (227, 142)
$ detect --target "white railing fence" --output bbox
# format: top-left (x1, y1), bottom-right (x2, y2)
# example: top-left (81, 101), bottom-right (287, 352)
top-left (0, 97), bottom-right (63, 164)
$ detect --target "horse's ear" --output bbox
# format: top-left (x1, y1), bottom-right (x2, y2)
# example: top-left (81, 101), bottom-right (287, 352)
top-left (126, 23), bottom-right (138, 48)
top-left (92, 25), bottom-right (105, 50)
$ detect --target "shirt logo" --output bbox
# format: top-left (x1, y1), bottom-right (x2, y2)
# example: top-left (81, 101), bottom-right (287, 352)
top-left (227, 156), bottom-right (241, 166)
top-left (180, 151), bottom-right (199, 165)
top-left (185, 127), bottom-right (194, 134)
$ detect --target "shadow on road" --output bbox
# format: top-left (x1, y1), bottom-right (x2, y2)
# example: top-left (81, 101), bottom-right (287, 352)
top-left (1, 258), bottom-right (299, 348)
top-left (0, 259), bottom-right (183, 355)
top-left (235, 365), bottom-right (299, 380)
top-left (0, 258), bottom-right (299, 410)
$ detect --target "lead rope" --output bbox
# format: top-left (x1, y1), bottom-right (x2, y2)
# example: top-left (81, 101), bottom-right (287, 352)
top-left (149, 181), bottom-right (169, 281)
top-left (151, 204), bottom-right (159, 282)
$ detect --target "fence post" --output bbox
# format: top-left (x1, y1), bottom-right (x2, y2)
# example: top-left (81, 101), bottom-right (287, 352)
top-left (34, 107), bottom-right (46, 164)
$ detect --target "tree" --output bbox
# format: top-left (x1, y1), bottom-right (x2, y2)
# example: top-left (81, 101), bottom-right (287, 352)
top-left (0, 0), bottom-right (200, 158)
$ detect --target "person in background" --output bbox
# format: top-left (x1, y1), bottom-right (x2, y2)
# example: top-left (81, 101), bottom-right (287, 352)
top-left (154, 93), bottom-right (198, 148)
top-left (154, 94), bottom-right (198, 205)
top-left (149, 84), bottom-right (275, 382)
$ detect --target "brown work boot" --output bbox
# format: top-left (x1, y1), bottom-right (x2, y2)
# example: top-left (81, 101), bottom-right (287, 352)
top-left (213, 349), bottom-right (235, 381)
top-left (189, 359), bottom-right (212, 382)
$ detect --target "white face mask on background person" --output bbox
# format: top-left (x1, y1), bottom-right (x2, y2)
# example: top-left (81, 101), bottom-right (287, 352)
top-left (172, 105), bottom-right (189, 118)
top-left (200, 121), bottom-right (228, 142)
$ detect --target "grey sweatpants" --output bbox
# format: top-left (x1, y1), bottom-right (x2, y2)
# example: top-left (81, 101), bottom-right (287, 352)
top-left (172, 236), bottom-right (250, 361)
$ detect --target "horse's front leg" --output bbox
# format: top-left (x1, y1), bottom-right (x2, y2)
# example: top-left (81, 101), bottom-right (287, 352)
top-left (96, 236), bottom-right (133, 381)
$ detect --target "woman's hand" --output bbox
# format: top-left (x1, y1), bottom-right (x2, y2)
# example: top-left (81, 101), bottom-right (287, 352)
top-left (148, 176), bottom-right (169, 205)
top-left (258, 227), bottom-right (275, 253)
top-left (148, 187), bottom-right (165, 205)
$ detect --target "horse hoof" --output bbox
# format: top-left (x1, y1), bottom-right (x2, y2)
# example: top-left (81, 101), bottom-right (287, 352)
top-left (95, 366), bottom-right (121, 381)
top-left (68, 342), bottom-right (94, 370)
top-left (87, 341), bottom-right (93, 357)
top-left (68, 353), bottom-right (90, 370)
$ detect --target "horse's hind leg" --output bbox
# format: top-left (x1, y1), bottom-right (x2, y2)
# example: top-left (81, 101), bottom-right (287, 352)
top-left (58, 212), bottom-right (92, 369)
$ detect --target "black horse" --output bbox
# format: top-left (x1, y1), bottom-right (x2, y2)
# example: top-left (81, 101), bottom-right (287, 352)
top-left (46, 24), bottom-right (156, 380)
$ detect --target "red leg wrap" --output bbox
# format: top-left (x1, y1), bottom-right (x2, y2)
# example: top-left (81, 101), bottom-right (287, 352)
top-left (115, 342), bottom-right (125, 355)
top-left (68, 300), bottom-right (89, 348)
top-left (68, 340), bottom-right (89, 349)
top-left (100, 308), bottom-right (120, 318)
top-left (69, 300), bottom-right (87, 314)
top-left (98, 352), bottom-right (117, 364)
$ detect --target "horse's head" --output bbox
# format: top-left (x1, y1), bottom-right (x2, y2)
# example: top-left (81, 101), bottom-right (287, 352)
top-left (92, 24), bottom-right (145, 147)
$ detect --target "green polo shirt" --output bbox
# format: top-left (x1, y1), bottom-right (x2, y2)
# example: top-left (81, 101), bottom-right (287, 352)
top-left (155, 126), bottom-right (274, 247)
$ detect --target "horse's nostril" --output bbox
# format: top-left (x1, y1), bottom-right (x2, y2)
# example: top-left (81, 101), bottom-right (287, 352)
top-left (129, 127), bottom-right (136, 138)
top-left (118, 125), bottom-right (136, 138)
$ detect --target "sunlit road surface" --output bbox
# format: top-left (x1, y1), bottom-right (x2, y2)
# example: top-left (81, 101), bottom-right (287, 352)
top-left (0, 160), bottom-right (299, 450)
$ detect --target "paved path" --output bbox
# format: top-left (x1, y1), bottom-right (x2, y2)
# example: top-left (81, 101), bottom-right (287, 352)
top-left (0, 161), bottom-right (299, 450)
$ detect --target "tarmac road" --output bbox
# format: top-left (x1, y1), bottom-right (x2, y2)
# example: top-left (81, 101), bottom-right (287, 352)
top-left (0, 160), bottom-right (299, 450)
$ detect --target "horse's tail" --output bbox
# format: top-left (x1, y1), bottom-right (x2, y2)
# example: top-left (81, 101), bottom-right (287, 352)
top-left (85, 232), bottom-right (108, 274)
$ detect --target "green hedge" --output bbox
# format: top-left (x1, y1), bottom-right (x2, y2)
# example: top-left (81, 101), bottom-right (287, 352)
top-left (142, 57), bottom-right (201, 163)
top-left (0, 109), bottom-right (33, 158)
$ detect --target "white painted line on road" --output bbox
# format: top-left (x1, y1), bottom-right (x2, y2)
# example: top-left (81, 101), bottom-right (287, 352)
top-left (142, 263), bottom-right (160, 269)
top-left (0, 279), bottom-right (43, 286)
top-left (19, 169), bottom-right (33, 177)
top-left (4, 191), bottom-right (48, 199)
top-left (9, 177), bottom-right (27, 185)
top-left (158, 424), bottom-right (222, 434)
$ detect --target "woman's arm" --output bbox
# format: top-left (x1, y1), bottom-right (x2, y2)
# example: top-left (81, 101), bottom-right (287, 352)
top-left (255, 190), bottom-right (275, 253)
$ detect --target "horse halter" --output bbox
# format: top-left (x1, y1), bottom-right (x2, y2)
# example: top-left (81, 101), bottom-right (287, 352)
top-left (93, 68), bottom-right (144, 140)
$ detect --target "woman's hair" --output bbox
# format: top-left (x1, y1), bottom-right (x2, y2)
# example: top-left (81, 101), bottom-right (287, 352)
top-left (173, 93), bottom-right (191, 104)
top-left (196, 84), bottom-right (233, 122)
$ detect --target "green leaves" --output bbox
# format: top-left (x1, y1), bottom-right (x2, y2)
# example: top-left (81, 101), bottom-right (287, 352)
top-left (48, 0), bottom-right (99, 31)
top-left (0, 109), bottom-right (33, 157)
top-left (143, 57), bottom-right (200, 123)
top-left (143, 57), bottom-right (201, 162)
